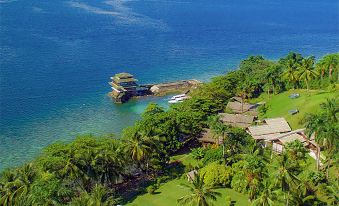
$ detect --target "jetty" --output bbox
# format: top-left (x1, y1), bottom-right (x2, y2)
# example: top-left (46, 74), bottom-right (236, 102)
top-left (108, 73), bottom-right (201, 103)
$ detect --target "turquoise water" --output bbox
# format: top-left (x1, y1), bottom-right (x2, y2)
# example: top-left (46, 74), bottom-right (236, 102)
top-left (1, 0), bottom-right (338, 170)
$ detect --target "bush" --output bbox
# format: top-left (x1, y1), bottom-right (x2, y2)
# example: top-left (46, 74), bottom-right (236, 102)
top-left (146, 185), bottom-right (157, 194)
top-left (257, 104), bottom-right (268, 116)
top-left (191, 148), bottom-right (206, 160)
top-left (200, 162), bottom-right (233, 186)
top-left (203, 147), bottom-right (223, 164)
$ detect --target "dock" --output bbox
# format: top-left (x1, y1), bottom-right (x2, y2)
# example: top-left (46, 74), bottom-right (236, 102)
top-left (108, 73), bottom-right (201, 103)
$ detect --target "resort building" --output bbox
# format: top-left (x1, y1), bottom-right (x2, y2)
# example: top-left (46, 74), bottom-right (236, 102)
top-left (247, 117), bottom-right (292, 140)
top-left (109, 73), bottom-right (144, 103)
top-left (198, 129), bottom-right (223, 147)
top-left (226, 97), bottom-right (258, 114)
top-left (219, 113), bottom-right (256, 128)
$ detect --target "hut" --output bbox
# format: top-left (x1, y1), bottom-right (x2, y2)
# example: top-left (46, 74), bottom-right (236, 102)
top-left (109, 73), bottom-right (138, 103)
top-left (265, 129), bottom-right (318, 154)
top-left (219, 113), bottom-right (255, 128)
top-left (268, 129), bottom-right (308, 153)
top-left (247, 117), bottom-right (291, 140)
top-left (198, 129), bottom-right (223, 147)
top-left (226, 97), bottom-right (257, 114)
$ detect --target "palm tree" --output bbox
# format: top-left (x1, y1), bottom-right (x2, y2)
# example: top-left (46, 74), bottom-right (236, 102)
top-left (0, 163), bottom-right (37, 206)
top-left (207, 115), bottom-right (229, 157)
top-left (124, 131), bottom-right (156, 174)
top-left (71, 184), bottom-right (116, 206)
top-left (92, 140), bottom-right (125, 186)
top-left (177, 174), bottom-right (221, 206)
top-left (304, 98), bottom-right (338, 173)
top-left (322, 54), bottom-right (339, 79)
top-left (282, 58), bottom-right (300, 89)
top-left (298, 56), bottom-right (319, 90)
top-left (265, 65), bottom-right (282, 96)
top-left (251, 181), bottom-right (275, 206)
top-left (273, 153), bottom-right (300, 206)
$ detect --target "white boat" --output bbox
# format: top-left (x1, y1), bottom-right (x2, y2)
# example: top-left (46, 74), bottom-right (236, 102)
top-left (168, 99), bottom-right (178, 104)
top-left (170, 94), bottom-right (186, 100)
top-left (168, 96), bottom-right (188, 104)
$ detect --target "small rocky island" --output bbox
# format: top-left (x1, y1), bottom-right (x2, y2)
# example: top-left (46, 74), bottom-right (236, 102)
top-left (108, 73), bottom-right (201, 103)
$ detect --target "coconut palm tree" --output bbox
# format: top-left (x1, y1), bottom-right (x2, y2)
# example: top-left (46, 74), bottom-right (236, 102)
top-left (251, 180), bottom-right (275, 206)
top-left (92, 140), bottom-right (125, 186)
top-left (282, 59), bottom-right (299, 89)
top-left (298, 56), bottom-right (319, 90)
top-left (265, 65), bottom-right (282, 96)
top-left (124, 131), bottom-right (156, 174)
top-left (0, 163), bottom-right (37, 206)
top-left (322, 54), bottom-right (339, 79)
top-left (273, 153), bottom-right (300, 206)
top-left (71, 184), bottom-right (116, 206)
top-left (304, 98), bottom-right (338, 174)
top-left (207, 115), bottom-right (229, 157)
top-left (177, 174), bottom-right (221, 206)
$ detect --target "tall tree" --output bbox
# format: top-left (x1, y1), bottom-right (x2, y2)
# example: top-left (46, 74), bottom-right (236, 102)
top-left (123, 130), bottom-right (156, 174)
top-left (251, 180), bottom-right (275, 206)
top-left (304, 98), bottom-right (338, 174)
top-left (282, 59), bottom-right (299, 89)
top-left (177, 174), bottom-right (221, 206)
top-left (321, 54), bottom-right (339, 79)
top-left (273, 153), bottom-right (300, 206)
top-left (298, 56), bottom-right (319, 90)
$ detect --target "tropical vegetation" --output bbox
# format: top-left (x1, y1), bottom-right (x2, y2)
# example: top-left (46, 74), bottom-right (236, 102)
top-left (1, 52), bottom-right (338, 206)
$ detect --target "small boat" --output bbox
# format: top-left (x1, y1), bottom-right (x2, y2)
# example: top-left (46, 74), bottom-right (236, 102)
top-left (170, 94), bottom-right (186, 100)
top-left (168, 96), bottom-right (188, 104)
top-left (168, 99), bottom-right (178, 104)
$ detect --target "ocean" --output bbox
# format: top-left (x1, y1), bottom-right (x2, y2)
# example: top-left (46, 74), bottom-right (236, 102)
top-left (0, 0), bottom-right (338, 170)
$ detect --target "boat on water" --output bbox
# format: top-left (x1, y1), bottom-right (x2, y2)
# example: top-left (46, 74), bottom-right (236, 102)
top-left (168, 94), bottom-right (188, 104)
top-left (170, 94), bottom-right (186, 100)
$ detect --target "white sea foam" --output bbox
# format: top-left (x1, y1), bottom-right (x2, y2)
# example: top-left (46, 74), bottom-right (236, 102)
top-left (67, 0), bottom-right (169, 31)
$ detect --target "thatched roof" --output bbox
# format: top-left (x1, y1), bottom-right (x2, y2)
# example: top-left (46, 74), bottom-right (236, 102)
top-left (226, 101), bottom-right (255, 114)
top-left (219, 113), bottom-right (255, 128)
top-left (198, 129), bottom-right (222, 144)
top-left (231, 96), bottom-right (244, 103)
top-left (270, 129), bottom-right (314, 147)
top-left (115, 72), bottom-right (134, 79)
top-left (111, 73), bottom-right (137, 83)
top-left (247, 118), bottom-right (291, 140)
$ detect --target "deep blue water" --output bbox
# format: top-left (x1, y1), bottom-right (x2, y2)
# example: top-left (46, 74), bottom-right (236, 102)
top-left (0, 0), bottom-right (338, 170)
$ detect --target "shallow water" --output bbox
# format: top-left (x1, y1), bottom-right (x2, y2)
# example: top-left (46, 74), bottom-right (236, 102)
top-left (0, 0), bottom-right (338, 170)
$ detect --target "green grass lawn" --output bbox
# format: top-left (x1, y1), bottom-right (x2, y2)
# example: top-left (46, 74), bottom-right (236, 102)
top-left (253, 89), bottom-right (338, 129)
top-left (126, 154), bottom-right (249, 206)
top-left (125, 177), bottom-right (249, 206)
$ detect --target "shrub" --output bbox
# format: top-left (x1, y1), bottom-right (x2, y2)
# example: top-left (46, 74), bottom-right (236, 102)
top-left (146, 185), bottom-right (157, 194)
top-left (200, 162), bottom-right (233, 186)
top-left (191, 147), bottom-right (206, 160)
top-left (203, 147), bottom-right (223, 164)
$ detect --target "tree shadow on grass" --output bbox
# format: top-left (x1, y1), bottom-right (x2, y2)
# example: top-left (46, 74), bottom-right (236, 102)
top-left (119, 161), bottom-right (185, 205)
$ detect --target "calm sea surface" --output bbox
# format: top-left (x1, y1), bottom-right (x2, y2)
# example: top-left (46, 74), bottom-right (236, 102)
top-left (0, 0), bottom-right (338, 170)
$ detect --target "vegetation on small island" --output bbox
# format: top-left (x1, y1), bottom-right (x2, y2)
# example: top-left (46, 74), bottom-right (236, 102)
top-left (1, 52), bottom-right (338, 206)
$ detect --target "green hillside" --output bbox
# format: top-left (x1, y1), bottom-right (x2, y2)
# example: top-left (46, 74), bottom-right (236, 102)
top-left (254, 89), bottom-right (338, 129)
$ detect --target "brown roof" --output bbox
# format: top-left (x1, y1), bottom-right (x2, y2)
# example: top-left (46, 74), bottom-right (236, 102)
top-left (219, 113), bottom-right (255, 128)
top-left (247, 118), bottom-right (291, 140)
top-left (226, 101), bottom-right (255, 114)
top-left (198, 129), bottom-right (222, 144)
top-left (231, 96), bottom-right (244, 103)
